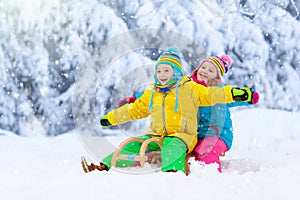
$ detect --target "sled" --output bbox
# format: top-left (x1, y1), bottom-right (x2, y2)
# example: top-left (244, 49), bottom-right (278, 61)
top-left (111, 136), bottom-right (193, 175)
top-left (111, 137), bottom-right (163, 168)
top-left (83, 136), bottom-right (228, 175)
top-left (81, 135), bottom-right (227, 175)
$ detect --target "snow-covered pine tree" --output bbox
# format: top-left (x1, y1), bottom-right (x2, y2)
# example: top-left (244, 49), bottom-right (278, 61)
top-left (0, 0), bottom-right (300, 136)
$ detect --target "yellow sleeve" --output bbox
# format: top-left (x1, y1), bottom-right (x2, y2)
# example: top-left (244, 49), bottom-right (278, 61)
top-left (128, 89), bottom-right (151, 119)
top-left (107, 87), bottom-right (151, 125)
top-left (190, 81), bottom-right (234, 106)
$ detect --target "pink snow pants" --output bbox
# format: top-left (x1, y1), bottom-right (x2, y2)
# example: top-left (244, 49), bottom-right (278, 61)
top-left (194, 136), bottom-right (228, 172)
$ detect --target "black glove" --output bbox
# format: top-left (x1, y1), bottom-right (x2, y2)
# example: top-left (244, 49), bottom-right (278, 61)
top-left (100, 114), bottom-right (111, 128)
top-left (231, 87), bottom-right (254, 103)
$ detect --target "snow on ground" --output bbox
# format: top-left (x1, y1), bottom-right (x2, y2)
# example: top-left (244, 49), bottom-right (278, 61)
top-left (1, 108), bottom-right (300, 200)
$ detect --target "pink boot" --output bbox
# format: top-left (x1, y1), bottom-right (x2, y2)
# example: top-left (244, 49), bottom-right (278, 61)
top-left (194, 136), bottom-right (228, 172)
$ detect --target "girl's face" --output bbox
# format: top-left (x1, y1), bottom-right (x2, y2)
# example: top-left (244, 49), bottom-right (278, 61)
top-left (156, 64), bottom-right (174, 85)
top-left (196, 62), bottom-right (219, 85)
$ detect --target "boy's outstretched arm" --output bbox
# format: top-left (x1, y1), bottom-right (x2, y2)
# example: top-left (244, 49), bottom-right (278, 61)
top-left (194, 82), bottom-right (258, 106)
top-left (99, 114), bottom-right (112, 128)
top-left (228, 88), bottom-right (259, 107)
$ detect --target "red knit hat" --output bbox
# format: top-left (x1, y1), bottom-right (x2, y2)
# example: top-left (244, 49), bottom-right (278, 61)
top-left (192, 55), bottom-right (232, 79)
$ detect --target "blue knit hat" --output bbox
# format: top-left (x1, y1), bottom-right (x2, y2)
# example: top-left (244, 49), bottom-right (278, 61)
top-left (148, 47), bottom-right (183, 112)
top-left (155, 47), bottom-right (183, 80)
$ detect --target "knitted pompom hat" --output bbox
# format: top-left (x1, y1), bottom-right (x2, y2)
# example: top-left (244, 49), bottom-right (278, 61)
top-left (200, 55), bottom-right (232, 77)
top-left (191, 55), bottom-right (232, 79)
top-left (190, 55), bottom-right (232, 85)
top-left (148, 47), bottom-right (183, 112)
top-left (155, 47), bottom-right (183, 80)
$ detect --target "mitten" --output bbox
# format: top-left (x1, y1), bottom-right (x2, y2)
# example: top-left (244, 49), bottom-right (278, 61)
top-left (250, 88), bottom-right (259, 104)
top-left (100, 114), bottom-right (111, 128)
top-left (117, 96), bottom-right (137, 107)
top-left (231, 87), bottom-right (257, 104)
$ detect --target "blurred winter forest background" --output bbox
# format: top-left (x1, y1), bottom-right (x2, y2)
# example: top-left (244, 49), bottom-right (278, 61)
top-left (0, 0), bottom-right (299, 137)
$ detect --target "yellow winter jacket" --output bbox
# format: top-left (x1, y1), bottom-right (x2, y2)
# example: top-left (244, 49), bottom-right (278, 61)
top-left (107, 75), bottom-right (234, 153)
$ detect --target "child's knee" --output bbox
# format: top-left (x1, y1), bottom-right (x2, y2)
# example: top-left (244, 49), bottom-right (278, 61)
top-left (195, 150), bottom-right (219, 164)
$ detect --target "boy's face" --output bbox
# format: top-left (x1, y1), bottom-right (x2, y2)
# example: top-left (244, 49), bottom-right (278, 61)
top-left (156, 64), bottom-right (174, 85)
top-left (197, 62), bottom-right (218, 82)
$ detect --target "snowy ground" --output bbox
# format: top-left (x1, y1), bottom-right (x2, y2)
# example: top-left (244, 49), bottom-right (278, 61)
top-left (1, 108), bottom-right (300, 200)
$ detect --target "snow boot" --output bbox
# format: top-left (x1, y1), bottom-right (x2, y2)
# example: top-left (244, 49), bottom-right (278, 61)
top-left (81, 156), bottom-right (108, 173)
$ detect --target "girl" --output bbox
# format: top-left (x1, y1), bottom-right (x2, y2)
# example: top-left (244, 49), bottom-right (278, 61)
top-left (190, 55), bottom-right (259, 172)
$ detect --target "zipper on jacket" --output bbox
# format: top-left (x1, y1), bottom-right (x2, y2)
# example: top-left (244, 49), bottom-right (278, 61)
top-left (162, 92), bottom-right (167, 136)
top-left (183, 118), bottom-right (187, 133)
